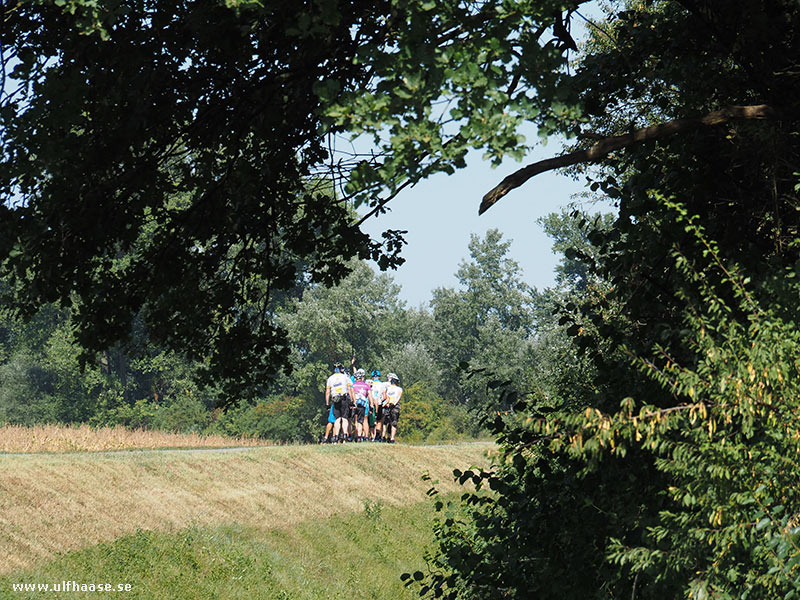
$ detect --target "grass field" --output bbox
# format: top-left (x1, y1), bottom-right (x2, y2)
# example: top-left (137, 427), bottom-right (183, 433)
top-left (0, 424), bottom-right (272, 453)
top-left (0, 442), bottom-right (493, 577)
top-left (1, 495), bottom-right (462, 599)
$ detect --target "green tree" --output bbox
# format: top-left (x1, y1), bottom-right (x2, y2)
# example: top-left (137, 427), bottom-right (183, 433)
top-left (279, 260), bottom-right (405, 380)
top-left (423, 222), bottom-right (800, 599)
top-left (0, 297), bottom-right (225, 428)
top-left (538, 210), bottom-right (615, 291)
top-left (399, 382), bottom-right (446, 442)
top-left (212, 395), bottom-right (313, 442)
top-left (1, 0), bottom-right (407, 401)
top-left (413, 1), bottom-right (800, 598)
top-left (429, 229), bottom-right (536, 406)
top-left (5, 2), bottom-right (800, 594)
top-left (380, 341), bottom-right (442, 393)
top-left (0, 0), bottom-right (626, 398)
top-left (0, 306), bottom-right (108, 424)
top-left (0, 352), bottom-right (58, 424)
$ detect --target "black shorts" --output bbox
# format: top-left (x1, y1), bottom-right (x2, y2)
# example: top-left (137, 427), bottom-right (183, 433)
top-left (331, 396), bottom-right (349, 420)
top-left (354, 404), bottom-right (367, 420)
top-left (385, 403), bottom-right (400, 428)
top-left (376, 405), bottom-right (385, 422)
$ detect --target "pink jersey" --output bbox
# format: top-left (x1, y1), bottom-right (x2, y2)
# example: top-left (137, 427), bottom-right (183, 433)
top-left (352, 380), bottom-right (371, 404)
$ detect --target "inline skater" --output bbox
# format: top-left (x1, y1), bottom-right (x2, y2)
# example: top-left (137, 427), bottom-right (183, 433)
top-left (345, 362), bottom-right (358, 441)
top-left (365, 373), bottom-right (375, 439)
top-left (325, 362), bottom-right (354, 443)
top-left (369, 370), bottom-right (388, 441)
top-left (320, 404), bottom-right (335, 443)
top-left (351, 368), bottom-right (371, 441)
top-left (320, 363), bottom-right (347, 443)
top-left (384, 372), bottom-right (403, 443)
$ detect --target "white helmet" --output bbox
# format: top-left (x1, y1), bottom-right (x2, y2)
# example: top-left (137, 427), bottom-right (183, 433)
top-left (355, 368), bottom-right (366, 379)
top-left (387, 372), bottom-right (399, 383)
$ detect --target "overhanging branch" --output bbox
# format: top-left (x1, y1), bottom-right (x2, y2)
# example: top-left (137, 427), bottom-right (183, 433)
top-left (479, 104), bottom-right (777, 215)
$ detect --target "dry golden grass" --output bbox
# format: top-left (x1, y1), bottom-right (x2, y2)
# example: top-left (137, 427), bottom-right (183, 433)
top-left (0, 442), bottom-right (494, 574)
top-left (0, 423), bottom-right (271, 453)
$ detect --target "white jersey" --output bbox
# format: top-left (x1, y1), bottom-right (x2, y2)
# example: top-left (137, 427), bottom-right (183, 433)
top-left (370, 380), bottom-right (388, 405)
top-left (385, 383), bottom-right (403, 405)
top-left (326, 372), bottom-right (351, 397)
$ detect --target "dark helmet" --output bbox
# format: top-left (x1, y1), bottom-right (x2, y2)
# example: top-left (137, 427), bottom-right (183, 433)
top-left (333, 362), bottom-right (343, 372)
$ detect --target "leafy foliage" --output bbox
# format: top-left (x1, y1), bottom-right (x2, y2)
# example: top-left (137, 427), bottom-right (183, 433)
top-left (398, 382), bottom-right (475, 443)
top-left (0, 243), bottom-right (522, 442)
top-left (5, 1), bottom-right (800, 595)
top-left (0, 0), bottom-right (608, 398)
top-left (413, 0), bottom-right (800, 595)
top-left (422, 215), bottom-right (800, 598)
top-left (1, 0), bottom-right (407, 400)
top-left (429, 229), bottom-right (536, 407)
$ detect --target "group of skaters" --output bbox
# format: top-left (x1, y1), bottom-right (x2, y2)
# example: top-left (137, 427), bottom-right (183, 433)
top-left (322, 362), bottom-right (403, 443)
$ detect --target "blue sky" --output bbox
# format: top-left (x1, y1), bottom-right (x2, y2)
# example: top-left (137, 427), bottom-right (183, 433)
top-left (360, 145), bottom-right (603, 308)
top-left (359, 5), bottom-right (611, 308)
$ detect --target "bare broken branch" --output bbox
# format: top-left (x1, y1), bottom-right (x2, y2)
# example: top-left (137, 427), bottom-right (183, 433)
top-left (479, 104), bottom-right (777, 215)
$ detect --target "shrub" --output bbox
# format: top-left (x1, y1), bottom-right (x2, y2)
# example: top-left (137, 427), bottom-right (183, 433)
top-left (153, 392), bottom-right (211, 434)
top-left (215, 395), bottom-right (316, 443)
top-left (92, 398), bottom-right (158, 430)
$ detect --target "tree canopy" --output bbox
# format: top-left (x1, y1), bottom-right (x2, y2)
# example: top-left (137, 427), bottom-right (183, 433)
top-left (0, 0), bottom-right (626, 397)
top-left (429, 229), bottom-right (536, 405)
top-left (4, 1), bottom-right (800, 595)
top-left (401, 2), bottom-right (800, 599)
top-left (1, 0), bottom-right (408, 397)
top-left (7, 0), bottom-right (795, 399)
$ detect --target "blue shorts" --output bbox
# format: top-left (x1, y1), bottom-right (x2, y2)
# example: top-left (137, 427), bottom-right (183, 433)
top-left (355, 400), bottom-right (369, 417)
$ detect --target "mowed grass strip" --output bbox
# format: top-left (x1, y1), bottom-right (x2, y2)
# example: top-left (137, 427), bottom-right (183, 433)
top-left (0, 424), bottom-right (271, 453)
top-left (1, 495), bottom-right (461, 600)
top-left (0, 443), bottom-right (492, 573)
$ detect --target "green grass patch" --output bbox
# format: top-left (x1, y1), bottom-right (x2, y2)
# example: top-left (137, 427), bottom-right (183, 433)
top-left (0, 495), bottom-right (458, 599)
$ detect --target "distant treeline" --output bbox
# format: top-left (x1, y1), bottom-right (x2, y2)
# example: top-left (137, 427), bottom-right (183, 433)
top-left (0, 222), bottom-right (582, 443)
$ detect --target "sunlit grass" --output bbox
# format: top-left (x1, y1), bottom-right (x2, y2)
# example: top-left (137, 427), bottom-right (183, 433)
top-left (0, 423), bottom-right (271, 453)
top-left (0, 442), bottom-right (493, 574)
top-left (1, 495), bottom-right (463, 599)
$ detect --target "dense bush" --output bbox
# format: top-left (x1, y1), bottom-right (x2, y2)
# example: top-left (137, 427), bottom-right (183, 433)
top-left (152, 393), bottom-right (212, 434)
top-left (0, 352), bottom-right (58, 425)
top-left (214, 396), bottom-right (315, 443)
top-left (400, 382), bottom-right (479, 443)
